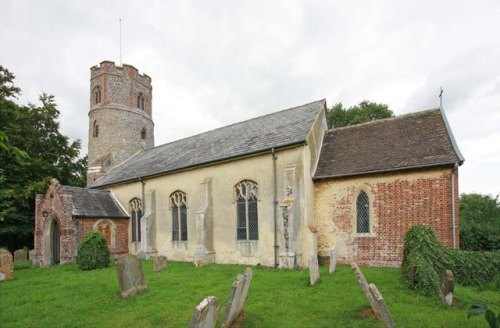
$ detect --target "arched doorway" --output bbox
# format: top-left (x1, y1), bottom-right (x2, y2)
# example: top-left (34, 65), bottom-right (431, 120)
top-left (51, 220), bottom-right (60, 264)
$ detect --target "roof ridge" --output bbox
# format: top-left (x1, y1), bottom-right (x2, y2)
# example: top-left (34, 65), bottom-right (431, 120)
top-left (329, 107), bottom-right (440, 132)
top-left (138, 99), bottom-right (326, 154)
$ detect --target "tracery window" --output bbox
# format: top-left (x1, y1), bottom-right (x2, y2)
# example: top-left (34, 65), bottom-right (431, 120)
top-left (356, 191), bottom-right (370, 233)
top-left (235, 180), bottom-right (258, 240)
top-left (93, 120), bottom-right (99, 138)
top-left (97, 221), bottom-right (112, 245)
top-left (170, 191), bottom-right (187, 241)
top-left (129, 198), bottom-right (142, 242)
top-left (137, 93), bottom-right (145, 110)
top-left (93, 86), bottom-right (102, 104)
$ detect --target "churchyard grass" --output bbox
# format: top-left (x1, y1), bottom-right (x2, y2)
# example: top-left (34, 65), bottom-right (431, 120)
top-left (0, 261), bottom-right (497, 327)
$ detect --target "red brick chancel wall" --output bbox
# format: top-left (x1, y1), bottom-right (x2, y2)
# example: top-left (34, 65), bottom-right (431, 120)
top-left (314, 167), bottom-right (459, 266)
top-left (77, 218), bottom-right (129, 257)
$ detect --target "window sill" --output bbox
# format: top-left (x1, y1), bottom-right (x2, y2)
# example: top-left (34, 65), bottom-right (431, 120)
top-left (354, 233), bottom-right (376, 238)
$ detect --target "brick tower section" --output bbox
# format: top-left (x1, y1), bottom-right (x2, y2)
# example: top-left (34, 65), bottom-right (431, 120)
top-left (87, 61), bottom-right (154, 185)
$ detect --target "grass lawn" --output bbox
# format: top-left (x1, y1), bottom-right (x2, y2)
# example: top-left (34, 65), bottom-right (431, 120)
top-left (1, 261), bottom-right (498, 327)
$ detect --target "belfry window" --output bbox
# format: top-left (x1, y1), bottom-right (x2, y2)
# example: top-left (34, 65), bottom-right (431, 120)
top-left (93, 120), bottom-right (99, 138)
top-left (93, 86), bottom-right (102, 104)
top-left (356, 191), bottom-right (370, 233)
top-left (129, 198), bottom-right (142, 242)
top-left (170, 191), bottom-right (187, 241)
top-left (137, 93), bottom-right (145, 110)
top-left (235, 180), bottom-right (259, 240)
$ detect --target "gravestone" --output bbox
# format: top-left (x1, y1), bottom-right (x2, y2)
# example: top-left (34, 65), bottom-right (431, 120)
top-left (14, 249), bottom-right (28, 261)
top-left (189, 296), bottom-right (220, 328)
top-left (28, 249), bottom-right (35, 260)
top-left (329, 246), bottom-right (337, 274)
top-left (116, 254), bottom-right (147, 297)
top-left (440, 270), bottom-right (454, 306)
top-left (137, 251), bottom-right (147, 260)
top-left (221, 268), bottom-right (253, 328)
top-left (153, 255), bottom-right (167, 272)
top-left (0, 249), bottom-right (14, 281)
top-left (351, 263), bottom-right (379, 317)
top-left (309, 255), bottom-right (320, 285)
top-left (368, 283), bottom-right (396, 328)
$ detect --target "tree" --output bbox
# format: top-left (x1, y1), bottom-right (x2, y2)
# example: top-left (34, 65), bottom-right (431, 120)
top-left (327, 100), bottom-right (394, 128)
top-left (459, 193), bottom-right (500, 251)
top-left (0, 66), bottom-right (87, 251)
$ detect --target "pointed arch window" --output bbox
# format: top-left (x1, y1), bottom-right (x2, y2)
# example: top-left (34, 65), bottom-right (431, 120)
top-left (356, 191), bottom-right (370, 233)
top-left (129, 198), bottom-right (142, 242)
top-left (137, 93), bottom-right (145, 110)
top-left (170, 191), bottom-right (187, 241)
top-left (235, 180), bottom-right (259, 240)
top-left (96, 220), bottom-right (113, 246)
top-left (93, 86), bottom-right (102, 104)
top-left (93, 120), bottom-right (99, 138)
top-left (141, 128), bottom-right (146, 140)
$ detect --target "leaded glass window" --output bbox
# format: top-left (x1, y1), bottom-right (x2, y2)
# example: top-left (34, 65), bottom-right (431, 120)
top-left (356, 191), bottom-right (370, 233)
top-left (170, 191), bottom-right (187, 241)
top-left (129, 198), bottom-right (142, 242)
top-left (235, 180), bottom-right (259, 240)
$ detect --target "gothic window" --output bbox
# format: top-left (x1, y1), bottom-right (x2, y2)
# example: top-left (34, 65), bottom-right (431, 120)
top-left (137, 93), bottom-right (145, 110)
top-left (170, 191), bottom-right (187, 241)
top-left (93, 86), bottom-right (102, 104)
top-left (97, 221), bottom-right (112, 245)
top-left (235, 180), bottom-right (259, 240)
top-left (141, 128), bottom-right (146, 140)
top-left (93, 120), bottom-right (99, 138)
top-left (356, 191), bottom-right (370, 233)
top-left (129, 198), bottom-right (142, 242)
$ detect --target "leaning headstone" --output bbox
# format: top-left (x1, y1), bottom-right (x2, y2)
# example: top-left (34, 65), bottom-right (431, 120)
top-left (329, 246), bottom-right (337, 274)
top-left (0, 249), bottom-right (14, 281)
top-left (14, 249), bottom-right (28, 261)
top-left (189, 296), bottom-right (220, 328)
top-left (440, 270), bottom-right (454, 306)
top-left (368, 283), bottom-right (396, 328)
top-left (116, 254), bottom-right (147, 297)
top-left (153, 255), bottom-right (167, 272)
top-left (309, 255), bottom-right (320, 285)
top-left (137, 251), bottom-right (147, 260)
top-left (221, 268), bottom-right (253, 328)
top-left (351, 263), bottom-right (379, 318)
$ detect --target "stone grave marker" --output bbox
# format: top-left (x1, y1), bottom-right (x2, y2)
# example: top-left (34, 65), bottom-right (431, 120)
top-left (309, 255), bottom-right (320, 285)
top-left (189, 296), bottom-right (220, 328)
top-left (153, 255), bottom-right (167, 272)
top-left (368, 283), bottom-right (396, 328)
top-left (440, 270), bottom-right (454, 306)
top-left (14, 249), bottom-right (28, 261)
top-left (137, 251), bottom-right (147, 260)
top-left (329, 246), bottom-right (337, 274)
top-left (221, 268), bottom-right (253, 328)
top-left (351, 263), bottom-right (379, 317)
top-left (0, 249), bottom-right (14, 281)
top-left (116, 254), bottom-right (147, 297)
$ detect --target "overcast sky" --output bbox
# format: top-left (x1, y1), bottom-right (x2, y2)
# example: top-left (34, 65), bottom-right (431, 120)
top-left (1, 0), bottom-right (499, 195)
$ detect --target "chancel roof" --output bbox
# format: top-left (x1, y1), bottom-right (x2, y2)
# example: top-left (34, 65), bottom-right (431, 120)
top-left (314, 108), bottom-right (464, 179)
top-left (91, 99), bottom-right (326, 187)
top-left (61, 186), bottom-right (129, 218)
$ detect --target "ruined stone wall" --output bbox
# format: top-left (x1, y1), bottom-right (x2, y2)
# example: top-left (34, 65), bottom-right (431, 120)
top-left (87, 61), bottom-right (154, 185)
top-left (314, 167), bottom-right (460, 266)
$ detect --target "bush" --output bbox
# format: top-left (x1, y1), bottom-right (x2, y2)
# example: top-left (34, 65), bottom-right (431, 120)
top-left (460, 225), bottom-right (500, 251)
top-left (77, 231), bottom-right (110, 271)
top-left (401, 225), bottom-right (500, 295)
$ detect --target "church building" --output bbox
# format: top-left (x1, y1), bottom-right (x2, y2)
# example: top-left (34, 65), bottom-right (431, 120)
top-left (32, 61), bottom-right (464, 268)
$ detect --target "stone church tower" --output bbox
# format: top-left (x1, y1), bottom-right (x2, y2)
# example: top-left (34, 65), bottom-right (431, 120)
top-left (87, 61), bottom-right (154, 185)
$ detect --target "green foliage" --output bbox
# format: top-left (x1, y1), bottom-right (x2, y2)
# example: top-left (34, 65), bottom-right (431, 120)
top-left (468, 300), bottom-right (499, 328)
top-left (327, 100), bottom-right (394, 128)
top-left (76, 231), bottom-right (110, 271)
top-left (402, 225), bottom-right (500, 295)
top-left (0, 66), bottom-right (87, 252)
top-left (460, 193), bottom-right (500, 251)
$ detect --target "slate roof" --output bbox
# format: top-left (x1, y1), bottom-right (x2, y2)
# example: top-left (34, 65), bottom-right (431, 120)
top-left (61, 186), bottom-right (129, 218)
top-left (92, 99), bottom-right (326, 187)
top-left (314, 108), bottom-right (464, 179)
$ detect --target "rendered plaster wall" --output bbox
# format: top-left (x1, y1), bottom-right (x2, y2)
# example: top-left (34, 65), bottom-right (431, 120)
top-left (314, 167), bottom-right (460, 266)
top-left (108, 145), bottom-right (315, 267)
